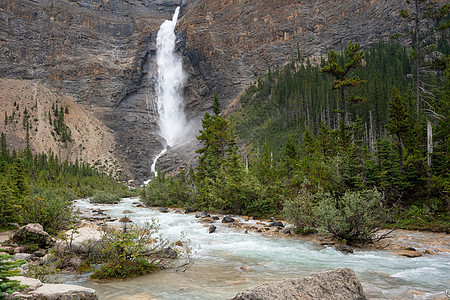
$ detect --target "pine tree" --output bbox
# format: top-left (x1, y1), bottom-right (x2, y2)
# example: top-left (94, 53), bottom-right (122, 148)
top-left (386, 87), bottom-right (411, 171)
top-left (213, 90), bottom-right (220, 116)
top-left (0, 252), bottom-right (26, 297)
top-left (320, 41), bottom-right (366, 124)
top-left (284, 135), bottom-right (298, 176)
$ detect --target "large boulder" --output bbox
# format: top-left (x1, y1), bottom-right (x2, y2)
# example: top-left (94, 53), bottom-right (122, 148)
top-left (12, 224), bottom-right (55, 249)
top-left (8, 277), bottom-right (98, 300)
top-left (55, 227), bottom-right (103, 254)
top-left (231, 268), bottom-right (367, 300)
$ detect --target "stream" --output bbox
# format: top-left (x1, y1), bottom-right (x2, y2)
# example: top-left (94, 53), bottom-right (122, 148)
top-left (70, 198), bottom-right (449, 299)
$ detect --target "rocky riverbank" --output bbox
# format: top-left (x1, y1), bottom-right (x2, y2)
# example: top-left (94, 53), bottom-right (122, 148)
top-left (76, 200), bottom-right (450, 258)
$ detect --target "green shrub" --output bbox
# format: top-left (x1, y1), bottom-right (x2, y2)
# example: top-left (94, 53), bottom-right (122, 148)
top-left (21, 187), bottom-right (76, 235)
top-left (315, 189), bottom-right (388, 243)
top-left (89, 221), bottom-right (192, 279)
top-left (90, 190), bottom-right (121, 204)
top-left (283, 186), bottom-right (318, 234)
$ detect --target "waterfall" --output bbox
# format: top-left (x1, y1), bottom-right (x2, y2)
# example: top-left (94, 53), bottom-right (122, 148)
top-left (156, 6), bottom-right (186, 147)
top-left (151, 6), bottom-right (186, 176)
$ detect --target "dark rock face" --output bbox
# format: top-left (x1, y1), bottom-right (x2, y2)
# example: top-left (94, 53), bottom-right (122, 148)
top-left (209, 225), bottom-right (216, 233)
top-left (0, 0), bottom-right (414, 181)
top-left (230, 268), bottom-right (367, 300)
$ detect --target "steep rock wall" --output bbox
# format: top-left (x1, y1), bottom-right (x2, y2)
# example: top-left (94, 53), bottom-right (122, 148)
top-left (0, 0), bottom-right (413, 181)
top-left (178, 0), bottom-right (410, 110)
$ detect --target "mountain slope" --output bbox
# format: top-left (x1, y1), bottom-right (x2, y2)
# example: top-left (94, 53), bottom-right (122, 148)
top-left (0, 78), bottom-right (122, 177)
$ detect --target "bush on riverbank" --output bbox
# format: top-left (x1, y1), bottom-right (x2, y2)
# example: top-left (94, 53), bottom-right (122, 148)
top-left (21, 187), bottom-right (77, 235)
top-left (284, 188), bottom-right (392, 243)
top-left (90, 190), bottom-right (121, 204)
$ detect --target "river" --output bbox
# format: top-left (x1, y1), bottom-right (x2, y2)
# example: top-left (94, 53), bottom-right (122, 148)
top-left (70, 198), bottom-right (449, 299)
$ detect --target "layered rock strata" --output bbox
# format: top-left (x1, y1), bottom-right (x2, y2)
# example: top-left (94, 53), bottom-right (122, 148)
top-left (0, 0), bottom-right (414, 180)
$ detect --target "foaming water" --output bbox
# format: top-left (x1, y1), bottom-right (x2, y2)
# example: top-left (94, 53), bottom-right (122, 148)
top-left (155, 7), bottom-right (187, 147)
top-left (73, 198), bottom-right (450, 299)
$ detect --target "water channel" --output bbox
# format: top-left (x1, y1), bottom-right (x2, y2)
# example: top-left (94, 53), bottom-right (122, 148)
top-left (70, 198), bottom-right (449, 299)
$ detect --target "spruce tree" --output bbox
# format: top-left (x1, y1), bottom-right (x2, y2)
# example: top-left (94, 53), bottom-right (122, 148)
top-left (213, 90), bottom-right (220, 116)
top-left (320, 41), bottom-right (366, 124)
top-left (386, 87), bottom-right (411, 170)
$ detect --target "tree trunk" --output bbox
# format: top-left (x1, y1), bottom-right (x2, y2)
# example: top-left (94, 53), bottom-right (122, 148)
top-left (415, 0), bottom-right (421, 117)
top-left (397, 133), bottom-right (404, 171)
top-left (427, 119), bottom-right (432, 168)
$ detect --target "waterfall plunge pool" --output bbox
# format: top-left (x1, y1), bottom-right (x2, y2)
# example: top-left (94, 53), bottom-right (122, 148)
top-left (70, 198), bottom-right (449, 299)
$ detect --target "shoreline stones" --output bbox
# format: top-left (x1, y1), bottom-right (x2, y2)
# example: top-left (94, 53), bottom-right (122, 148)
top-left (7, 276), bottom-right (98, 300)
top-left (230, 268), bottom-right (367, 300)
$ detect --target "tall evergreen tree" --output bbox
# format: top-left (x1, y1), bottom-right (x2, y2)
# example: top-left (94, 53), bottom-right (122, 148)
top-left (320, 41), bottom-right (366, 124)
top-left (213, 90), bottom-right (220, 116)
top-left (386, 87), bottom-right (411, 170)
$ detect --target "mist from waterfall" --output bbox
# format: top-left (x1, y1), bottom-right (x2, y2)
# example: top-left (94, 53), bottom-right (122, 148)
top-left (155, 6), bottom-right (186, 147)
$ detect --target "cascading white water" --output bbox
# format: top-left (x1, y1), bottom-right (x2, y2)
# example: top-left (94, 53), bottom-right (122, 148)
top-left (149, 6), bottom-right (186, 178)
top-left (155, 6), bottom-right (186, 147)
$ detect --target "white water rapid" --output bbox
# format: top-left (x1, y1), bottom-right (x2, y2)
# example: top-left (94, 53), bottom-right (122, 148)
top-left (71, 198), bottom-right (450, 300)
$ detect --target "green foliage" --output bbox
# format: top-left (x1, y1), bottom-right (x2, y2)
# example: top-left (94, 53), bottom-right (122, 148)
top-left (283, 188), bottom-right (392, 243)
top-left (90, 190), bottom-right (121, 204)
top-left (283, 186), bottom-right (317, 233)
top-left (315, 189), bottom-right (389, 243)
top-left (0, 134), bottom-right (128, 233)
top-left (0, 250), bottom-right (26, 297)
top-left (90, 221), bottom-right (191, 279)
top-left (21, 187), bottom-right (76, 235)
top-left (213, 89), bottom-right (220, 116)
top-left (321, 41), bottom-right (367, 122)
top-left (141, 169), bottom-right (198, 208)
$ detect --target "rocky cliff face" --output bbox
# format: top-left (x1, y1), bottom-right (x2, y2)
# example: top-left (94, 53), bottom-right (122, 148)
top-left (179, 0), bottom-right (410, 109)
top-left (0, 0), bottom-right (412, 181)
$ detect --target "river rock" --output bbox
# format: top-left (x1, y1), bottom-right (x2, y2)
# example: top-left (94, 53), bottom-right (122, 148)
top-left (12, 223), bottom-right (55, 249)
top-left (335, 245), bottom-right (354, 254)
top-left (9, 276), bottom-right (43, 292)
top-left (159, 207), bottom-right (169, 213)
top-left (55, 227), bottom-right (103, 254)
top-left (32, 249), bottom-right (47, 257)
top-left (29, 284), bottom-right (97, 300)
top-left (394, 250), bottom-right (423, 258)
top-left (12, 253), bottom-right (34, 261)
top-left (209, 225), bottom-right (217, 234)
top-left (7, 276), bottom-right (97, 300)
top-left (282, 229), bottom-right (292, 235)
top-left (13, 246), bottom-right (29, 254)
top-left (230, 268), bottom-right (367, 300)
top-left (269, 222), bottom-right (284, 227)
top-left (195, 211), bottom-right (210, 218)
top-left (161, 247), bottom-right (178, 259)
top-left (222, 216), bottom-right (235, 223)
top-left (199, 217), bottom-right (216, 224)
